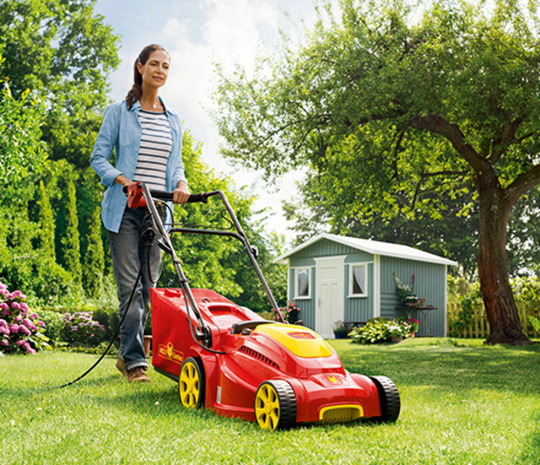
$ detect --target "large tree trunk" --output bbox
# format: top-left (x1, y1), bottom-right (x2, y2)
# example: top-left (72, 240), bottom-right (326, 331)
top-left (476, 175), bottom-right (530, 345)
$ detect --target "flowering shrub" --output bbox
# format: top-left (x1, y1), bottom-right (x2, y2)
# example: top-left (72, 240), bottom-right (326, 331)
top-left (61, 311), bottom-right (106, 347)
top-left (0, 281), bottom-right (49, 354)
top-left (407, 318), bottom-right (420, 333)
top-left (277, 302), bottom-right (301, 324)
top-left (350, 317), bottom-right (413, 344)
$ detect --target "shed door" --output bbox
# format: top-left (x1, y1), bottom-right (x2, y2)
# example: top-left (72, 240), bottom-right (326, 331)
top-left (316, 257), bottom-right (345, 338)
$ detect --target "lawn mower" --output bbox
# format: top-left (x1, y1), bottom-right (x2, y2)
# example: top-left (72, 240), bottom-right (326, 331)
top-left (126, 182), bottom-right (400, 430)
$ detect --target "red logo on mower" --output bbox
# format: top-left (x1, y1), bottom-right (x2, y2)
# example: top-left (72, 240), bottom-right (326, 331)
top-left (158, 342), bottom-right (184, 365)
top-left (287, 331), bottom-right (316, 340)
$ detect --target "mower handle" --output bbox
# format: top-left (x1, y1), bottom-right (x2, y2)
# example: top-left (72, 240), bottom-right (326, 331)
top-left (123, 183), bottom-right (208, 208)
top-left (149, 189), bottom-right (208, 204)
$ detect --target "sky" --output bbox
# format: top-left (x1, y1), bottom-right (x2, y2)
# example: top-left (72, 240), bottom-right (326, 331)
top-left (93, 0), bottom-right (323, 244)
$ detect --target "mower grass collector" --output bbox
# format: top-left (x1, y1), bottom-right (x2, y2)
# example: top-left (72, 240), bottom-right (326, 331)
top-left (127, 182), bottom-right (401, 430)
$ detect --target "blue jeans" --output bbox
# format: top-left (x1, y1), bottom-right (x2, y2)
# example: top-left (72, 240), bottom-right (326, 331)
top-left (108, 207), bottom-right (162, 372)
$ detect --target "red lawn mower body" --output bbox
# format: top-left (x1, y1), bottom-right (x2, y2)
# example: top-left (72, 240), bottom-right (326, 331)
top-left (151, 287), bottom-right (397, 428)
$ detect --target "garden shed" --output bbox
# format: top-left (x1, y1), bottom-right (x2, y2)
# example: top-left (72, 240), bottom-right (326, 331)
top-left (275, 233), bottom-right (457, 338)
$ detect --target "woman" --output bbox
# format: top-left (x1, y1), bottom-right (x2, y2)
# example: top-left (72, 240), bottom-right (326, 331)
top-left (91, 44), bottom-right (190, 383)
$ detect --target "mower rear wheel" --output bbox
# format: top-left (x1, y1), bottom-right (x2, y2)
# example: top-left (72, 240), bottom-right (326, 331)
top-left (179, 357), bottom-right (205, 409)
top-left (370, 376), bottom-right (400, 422)
top-left (254, 380), bottom-right (297, 430)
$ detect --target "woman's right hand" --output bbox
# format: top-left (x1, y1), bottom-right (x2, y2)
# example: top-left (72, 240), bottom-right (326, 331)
top-left (114, 174), bottom-right (132, 187)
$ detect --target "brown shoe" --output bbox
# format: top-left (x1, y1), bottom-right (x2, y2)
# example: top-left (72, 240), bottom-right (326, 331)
top-left (127, 366), bottom-right (151, 383)
top-left (116, 357), bottom-right (127, 377)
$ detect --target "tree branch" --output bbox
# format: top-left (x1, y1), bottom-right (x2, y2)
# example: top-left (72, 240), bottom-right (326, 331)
top-left (409, 113), bottom-right (486, 173)
top-left (505, 163), bottom-right (540, 206)
top-left (489, 117), bottom-right (523, 164)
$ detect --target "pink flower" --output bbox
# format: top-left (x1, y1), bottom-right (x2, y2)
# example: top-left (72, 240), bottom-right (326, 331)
top-left (0, 303), bottom-right (8, 312)
top-left (0, 339), bottom-right (8, 346)
top-left (37, 321), bottom-right (46, 328)
top-left (22, 318), bottom-right (36, 330)
top-left (19, 326), bottom-right (31, 336)
top-left (26, 345), bottom-right (36, 355)
top-left (9, 324), bottom-right (19, 334)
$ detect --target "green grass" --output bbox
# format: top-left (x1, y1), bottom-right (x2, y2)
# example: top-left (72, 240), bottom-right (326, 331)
top-left (1, 338), bottom-right (539, 464)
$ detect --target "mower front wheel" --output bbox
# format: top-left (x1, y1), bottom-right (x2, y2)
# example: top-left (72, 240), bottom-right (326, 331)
top-left (179, 357), bottom-right (205, 409)
top-left (254, 380), bottom-right (297, 431)
top-left (370, 375), bottom-right (400, 422)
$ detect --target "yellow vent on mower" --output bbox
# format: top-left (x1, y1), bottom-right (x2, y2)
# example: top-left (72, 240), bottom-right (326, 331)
top-left (319, 405), bottom-right (364, 424)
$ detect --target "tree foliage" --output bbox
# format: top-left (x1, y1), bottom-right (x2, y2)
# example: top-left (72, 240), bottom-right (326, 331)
top-left (215, 0), bottom-right (540, 343)
top-left (0, 0), bottom-right (119, 167)
top-left (0, 74), bottom-right (46, 183)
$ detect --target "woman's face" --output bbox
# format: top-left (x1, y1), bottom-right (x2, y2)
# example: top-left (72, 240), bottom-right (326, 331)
top-left (137, 50), bottom-right (170, 89)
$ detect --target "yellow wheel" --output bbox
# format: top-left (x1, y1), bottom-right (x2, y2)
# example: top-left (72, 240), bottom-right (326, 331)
top-left (178, 357), bottom-right (205, 409)
top-left (254, 380), bottom-right (296, 430)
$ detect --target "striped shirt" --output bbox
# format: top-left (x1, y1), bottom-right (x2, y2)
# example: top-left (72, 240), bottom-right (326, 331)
top-left (133, 109), bottom-right (172, 190)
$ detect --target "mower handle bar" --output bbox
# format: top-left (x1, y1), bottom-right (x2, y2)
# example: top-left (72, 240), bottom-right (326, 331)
top-left (122, 185), bottom-right (209, 204)
top-left (149, 189), bottom-right (209, 204)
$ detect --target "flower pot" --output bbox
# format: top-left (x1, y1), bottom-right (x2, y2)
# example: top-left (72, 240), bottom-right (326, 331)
top-left (408, 331), bottom-right (416, 338)
top-left (390, 335), bottom-right (402, 344)
top-left (143, 335), bottom-right (152, 358)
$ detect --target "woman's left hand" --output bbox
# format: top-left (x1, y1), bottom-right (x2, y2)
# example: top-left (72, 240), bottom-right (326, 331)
top-left (172, 182), bottom-right (190, 204)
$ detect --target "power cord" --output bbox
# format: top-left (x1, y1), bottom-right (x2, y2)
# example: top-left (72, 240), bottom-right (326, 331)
top-left (54, 242), bottom-right (150, 389)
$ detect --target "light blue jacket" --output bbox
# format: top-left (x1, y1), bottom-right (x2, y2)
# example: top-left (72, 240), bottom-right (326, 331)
top-left (90, 99), bottom-right (187, 232)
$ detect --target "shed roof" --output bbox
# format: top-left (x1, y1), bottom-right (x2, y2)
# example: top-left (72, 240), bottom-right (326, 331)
top-left (275, 233), bottom-right (458, 266)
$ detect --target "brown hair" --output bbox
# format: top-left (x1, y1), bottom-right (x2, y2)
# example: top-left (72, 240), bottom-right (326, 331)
top-left (125, 44), bottom-right (170, 110)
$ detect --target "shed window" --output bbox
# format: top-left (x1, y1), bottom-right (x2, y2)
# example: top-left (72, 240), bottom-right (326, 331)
top-left (349, 264), bottom-right (367, 297)
top-left (295, 268), bottom-right (311, 299)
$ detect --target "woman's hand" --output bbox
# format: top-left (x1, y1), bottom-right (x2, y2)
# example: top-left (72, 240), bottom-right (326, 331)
top-left (173, 181), bottom-right (190, 204)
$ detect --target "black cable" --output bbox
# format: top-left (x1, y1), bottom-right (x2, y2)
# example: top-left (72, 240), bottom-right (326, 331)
top-left (53, 242), bottom-right (150, 389)
top-left (181, 288), bottom-right (225, 355)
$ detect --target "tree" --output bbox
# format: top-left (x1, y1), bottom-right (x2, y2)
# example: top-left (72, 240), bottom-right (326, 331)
top-left (0, 0), bottom-right (119, 167)
top-left (0, 70), bottom-right (46, 183)
top-left (82, 204), bottom-right (104, 296)
top-left (35, 180), bottom-right (55, 258)
top-left (215, 0), bottom-right (540, 343)
top-left (58, 176), bottom-right (82, 284)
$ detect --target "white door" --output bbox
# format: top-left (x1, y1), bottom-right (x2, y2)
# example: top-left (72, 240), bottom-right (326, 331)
top-left (316, 257), bottom-right (345, 338)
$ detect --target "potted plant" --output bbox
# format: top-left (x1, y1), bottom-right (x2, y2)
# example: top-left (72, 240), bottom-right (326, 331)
top-left (333, 320), bottom-right (349, 339)
top-left (387, 322), bottom-right (407, 343)
top-left (393, 273), bottom-right (418, 306)
top-left (407, 318), bottom-right (420, 337)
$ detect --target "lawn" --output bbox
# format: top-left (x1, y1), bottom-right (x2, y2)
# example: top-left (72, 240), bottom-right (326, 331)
top-left (1, 338), bottom-right (539, 464)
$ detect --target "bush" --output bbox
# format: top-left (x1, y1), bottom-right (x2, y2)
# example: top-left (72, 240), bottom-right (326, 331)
top-left (1, 253), bottom-right (82, 307)
top-left (349, 317), bottom-right (412, 344)
top-left (0, 281), bottom-right (49, 354)
top-left (38, 310), bottom-right (65, 347)
top-left (60, 311), bottom-right (106, 347)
